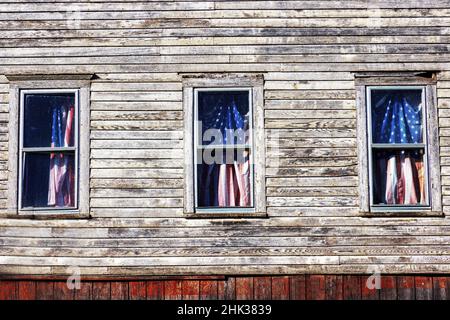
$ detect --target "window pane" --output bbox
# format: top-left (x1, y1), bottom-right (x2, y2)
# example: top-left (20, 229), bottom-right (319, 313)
top-left (197, 91), bottom-right (250, 146)
top-left (196, 148), bottom-right (252, 208)
top-left (371, 89), bottom-right (423, 144)
top-left (372, 149), bottom-right (427, 206)
top-left (22, 152), bottom-right (75, 208)
top-left (23, 93), bottom-right (76, 148)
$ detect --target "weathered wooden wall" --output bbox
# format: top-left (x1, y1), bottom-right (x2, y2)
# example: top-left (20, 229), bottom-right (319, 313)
top-left (1, 275), bottom-right (450, 300)
top-left (0, 1), bottom-right (450, 277)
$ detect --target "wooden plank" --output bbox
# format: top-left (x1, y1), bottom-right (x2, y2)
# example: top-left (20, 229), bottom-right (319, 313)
top-left (343, 276), bottom-right (361, 300)
top-left (36, 281), bottom-right (54, 300)
top-left (306, 275), bottom-right (325, 300)
top-left (111, 282), bottom-right (128, 300)
top-left (325, 275), bottom-right (343, 300)
top-left (397, 276), bottom-right (415, 300)
top-left (271, 276), bottom-right (289, 300)
top-left (235, 277), bottom-right (254, 300)
top-left (146, 281), bottom-right (164, 300)
top-left (17, 281), bottom-right (36, 300)
top-left (415, 277), bottom-right (433, 300)
top-left (182, 280), bottom-right (200, 300)
top-left (74, 281), bottom-right (92, 300)
top-left (0, 281), bottom-right (17, 300)
top-left (380, 276), bottom-right (397, 300)
top-left (129, 281), bottom-right (147, 300)
top-left (289, 275), bottom-right (306, 300)
top-left (432, 277), bottom-right (449, 300)
top-left (361, 275), bottom-right (379, 300)
top-left (92, 282), bottom-right (111, 300)
top-left (54, 282), bottom-right (74, 300)
top-left (253, 276), bottom-right (271, 300)
top-left (218, 277), bottom-right (235, 300)
top-left (199, 280), bottom-right (218, 300)
top-left (164, 280), bottom-right (182, 300)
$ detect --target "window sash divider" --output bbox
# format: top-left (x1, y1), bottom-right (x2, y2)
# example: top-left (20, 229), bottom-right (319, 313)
top-left (371, 144), bottom-right (426, 149)
top-left (197, 144), bottom-right (251, 150)
top-left (22, 147), bottom-right (76, 153)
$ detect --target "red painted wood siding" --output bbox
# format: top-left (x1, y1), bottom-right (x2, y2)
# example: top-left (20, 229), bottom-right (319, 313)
top-left (1, 275), bottom-right (450, 300)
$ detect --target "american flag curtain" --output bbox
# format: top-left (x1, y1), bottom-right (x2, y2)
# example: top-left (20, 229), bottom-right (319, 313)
top-left (371, 91), bottom-right (427, 205)
top-left (48, 104), bottom-right (75, 207)
top-left (197, 92), bottom-right (251, 207)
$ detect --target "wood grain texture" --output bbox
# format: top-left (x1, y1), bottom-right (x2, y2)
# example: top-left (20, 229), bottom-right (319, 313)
top-left (271, 276), bottom-right (289, 300)
top-left (111, 282), bottom-right (128, 300)
top-left (253, 276), bottom-right (271, 300)
top-left (380, 276), bottom-right (397, 300)
top-left (199, 280), bottom-right (218, 300)
top-left (0, 281), bottom-right (17, 300)
top-left (75, 281), bottom-right (92, 300)
top-left (2, 276), bottom-right (450, 300)
top-left (92, 282), bottom-right (111, 300)
top-left (325, 275), bottom-right (343, 300)
top-left (415, 276), bottom-right (433, 300)
top-left (361, 275), bottom-right (379, 300)
top-left (0, 0), bottom-right (449, 277)
top-left (35, 281), bottom-right (54, 300)
top-left (235, 277), bottom-right (253, 300)
top-left (343, 276), bottom-right (361, 300)
top-left (164, 280), bottom-right (182, 300)
top-left (306, 275), bottom-right (326, 300)
top-left (129, 281), bottom-right (147, 300)
top-left (397, 276), bottom-right (415, 300)
top-left (147, 281), bottom-right (164, 300)
top-left (182, 280), bottom-right (200, 300)
top-left (289, 275), bottom-right (306, 300)
top-left (17, 281), bottom-right (36, 300)
top-left (54, 282), bottom-right (74, 300)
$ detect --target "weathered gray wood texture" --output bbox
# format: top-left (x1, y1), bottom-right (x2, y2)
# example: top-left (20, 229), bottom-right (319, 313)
top-left (1, 1), bottom-right (450, 276)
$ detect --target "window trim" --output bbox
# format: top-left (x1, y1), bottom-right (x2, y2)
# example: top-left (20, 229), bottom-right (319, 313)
top-left (355, 73), bottom-right (442, 217)
top-left (182, 73), bottom-right (266, 218)
top-left (6, 77), bottom-right (91, 218)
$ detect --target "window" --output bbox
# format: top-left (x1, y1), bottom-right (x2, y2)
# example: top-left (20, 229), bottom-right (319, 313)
top-left (355, 73), bottom-right (441, 215)
top-left (195, 89), bottom-right (253, 210)
top-left (19, 90), bottom-right (78, 210)
top-left (6, 76), bottom-right (91, 217)
top-left (182, 74), bottom-right (266, 217)
top-left (368, 87), bottom-right (429, 209)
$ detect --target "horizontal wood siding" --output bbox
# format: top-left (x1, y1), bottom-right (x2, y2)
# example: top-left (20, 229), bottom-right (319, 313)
top-left (0, 1), bottom-right (450, 276)
top-left (1, 275), bottom-right (450, 300)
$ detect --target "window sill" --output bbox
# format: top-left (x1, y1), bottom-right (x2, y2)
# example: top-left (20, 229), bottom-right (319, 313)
top-left (360, 210), bottom-right (443, 217)
top-left (184, 212), bottom-right (268, 219)
top-left (0, 210), bottom-right (90, 220)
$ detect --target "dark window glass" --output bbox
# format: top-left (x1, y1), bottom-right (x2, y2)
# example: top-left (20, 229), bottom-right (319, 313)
top-left (23, 93), bottom-right (75, 148)
top-left (21, 92), bottom-right (77, 209)
top-left (22, 152), bottom-right (75, 208)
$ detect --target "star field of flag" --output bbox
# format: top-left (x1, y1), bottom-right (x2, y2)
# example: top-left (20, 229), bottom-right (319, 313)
top-left (198, 91), bottom-right (249, 145)
top-left (371, 90), bottom-right (423, 144)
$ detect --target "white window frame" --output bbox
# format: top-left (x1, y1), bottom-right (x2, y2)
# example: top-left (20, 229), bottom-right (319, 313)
top-left (367, 86), bottom-right (430, 211)
top-left (6, 76), bottom-right (91, 218)
top-left (18, 88), bottom-right (80, 212)
top-left (193, 87), bottom-right (255, 213)
top-left (182, 74), bottom-right (266, 218)
top-left (355, 73), bottom-right (442, 216)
